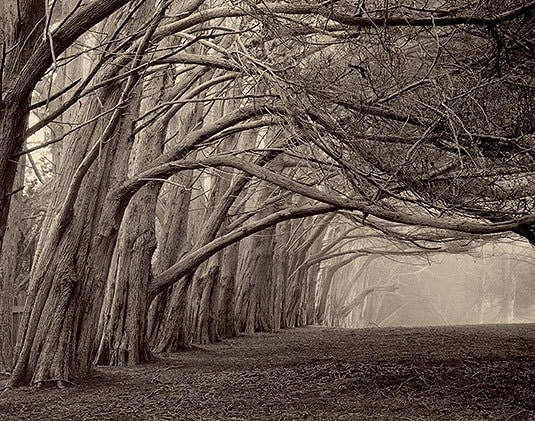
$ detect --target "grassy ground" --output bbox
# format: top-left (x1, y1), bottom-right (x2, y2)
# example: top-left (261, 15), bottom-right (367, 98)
top-left (1, 324), bottom-right (534, 420)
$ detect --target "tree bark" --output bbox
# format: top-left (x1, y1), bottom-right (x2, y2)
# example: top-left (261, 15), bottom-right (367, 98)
top-left (0, 155), bottom-right (25, 373)
top-left (94, 153), bottom-right (158, 365)
top-left (147, 101), bottom-right (201, 352)
top-left (148, 180), bottom-right (194, 352)
top-left (272, 222), bottom-right (290, 331)
top-left (235, 183), bottom-right (277, 333)
top-left (219, 242), bottom-right (240, 338)
top-left (7, 76), bottom-right (137, 386)
top-left (235, 225), bottom-right (276, 333)
top-left (190, 258), bottom-right (221, 344)
top-left (0, 1), bottom-right (44, 252)
top-left (95, 15), bottom-right (172, 363)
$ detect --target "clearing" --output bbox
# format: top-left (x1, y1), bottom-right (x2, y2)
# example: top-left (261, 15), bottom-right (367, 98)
top-left (1, 324), bottom-right (534, 420)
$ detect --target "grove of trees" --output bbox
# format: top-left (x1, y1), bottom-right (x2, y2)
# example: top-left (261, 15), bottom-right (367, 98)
top-left (0, 0), bottom-right (534, 387)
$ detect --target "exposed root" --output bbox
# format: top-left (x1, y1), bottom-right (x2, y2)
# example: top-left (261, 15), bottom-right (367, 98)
top-left (34, 378), bottom-right (75, 389)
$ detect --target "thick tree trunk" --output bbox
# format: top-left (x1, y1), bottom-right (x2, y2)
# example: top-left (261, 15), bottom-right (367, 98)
top-left (95, 38), bottom-right (172, 364)
top-left (219, 242), bottom-right (240, 338)
top-left (272, 222), bottom-right (290, 331)
top-left (0, 251), bottom-right (14, 373)
top-left (7, 77), bottom-right (137, 386)
top-left (147, 103), bottom-right (200, 352)
top-left (149, 277), bottom-right (194, 352)
top-left (0, 156), bottom-right (25, 373)
top-left (0, 1), bottom-right (44, 250)
top-left (190, 259), bottom-right (221, 344)
top-left (95, 179), bottom-right (157, 366)
top-left (235, 223), bottom-right (276, 333)
top-left (282, 219), bottom-right (329, 327)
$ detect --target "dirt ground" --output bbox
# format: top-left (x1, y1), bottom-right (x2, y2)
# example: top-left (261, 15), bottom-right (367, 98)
top-left (1, 324), bottom-right (534, 420)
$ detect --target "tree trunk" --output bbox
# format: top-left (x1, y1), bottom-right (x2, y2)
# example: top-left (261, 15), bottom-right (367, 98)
top-left (95, 175), bottom-right (158, 365)
top-left (219, 242), bottom-right (240, 338)
top-left (0, 155), bottom-right (25, 373)
top-left (7, 76), bottom-right (137, 386)
top-left (286, 243), bottom-right (310, 328)
top-left (149, 277), bottom-right (194, 352)
top-left (0, 1), bottom-right (44, 251)
top-left (272, 222), bottom-right (290, 331)
top-left (147, 101), bottom-right (201, 352)
top-left (305, 239), bottom-right (323, 325)
top-left (234, 183), bottom-right (277, 333)
top-left (235, 224), bottom-right (276, 333)
top-left (190, 259), bottom-right (221, 344)
top-left (315, 258), bottom-right (353, 325)
top-left (95, 38), bottom-right (173, 364)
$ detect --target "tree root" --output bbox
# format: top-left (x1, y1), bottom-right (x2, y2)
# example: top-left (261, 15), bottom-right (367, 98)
top-left (35, 378), bottom-right (75, 389)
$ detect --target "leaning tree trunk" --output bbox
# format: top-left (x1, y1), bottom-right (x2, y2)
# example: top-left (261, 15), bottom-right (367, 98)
top-left (315, 258), bottom-right (353, 325)
top-left (0, 1), bottom-right (44, 251)
top-left (0, 156), bottom-right (25, 373)
top-left (94, 153), bottom-right (159, 365)
top-left (235, 209), bottom-right (277, 333)
top-left (190, 257), bottom-right (221, 344)
top-left (285, 231), bottom-right (311, 328)
top-left (7, 75), bottom-right (139, 387)
top-left (272, 221), bottom-right (291, 331)
top-left (218, 242), bottom-right (240, 339)
top-left (189, 152), bottom-right (235, 344)
top-left (95, 40), bottom-right (173, 365)
top-left (282, 218), bottom-right (329, 327)
top-left (147, 103), bottom-right (201, 352)
top-left (95, 178), bottom-right (157, 365)
top-left (149, 277), bottom-right (194, 352)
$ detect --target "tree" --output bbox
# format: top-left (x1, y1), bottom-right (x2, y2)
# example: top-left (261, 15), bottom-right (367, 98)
top-left (0, 0), bottom-right (140, 251)
top-left (3, 0), bottom-right (535, 388)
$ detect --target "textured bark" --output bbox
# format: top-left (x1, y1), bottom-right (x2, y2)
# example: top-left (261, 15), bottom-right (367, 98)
top-left (289, 249), bottom-right (308, 327)
top-left (190, 260), bottom-right (221, 344)
top-left (95, 164), bottom-right (158, 366)
top-left (148, 199), bottom-right (192, 352)
top-left (283, 220), bottom-right (329, 327)
top-left (0, 1), bottom-right (44, 252)
top-left (149, 277), bottom-right (193, 352)
top-left (95, 10), bottom-right (170, 363)
top-left (189, 145), bottom-right (236, 344)
top-left (253, 226), bottom-right (277, 332)
top-left (218, 242), bottom-right (239, 339)
top-left (7, 73), bottom-right (137, 386)
top-left (235, 203), bottom-right (276, 333)
top-left (272, 222), bottom-right (290, 331)
top-left (0, 156), bottom-right (25, 373)
top-left (147, 102), bottom-right (200, 352)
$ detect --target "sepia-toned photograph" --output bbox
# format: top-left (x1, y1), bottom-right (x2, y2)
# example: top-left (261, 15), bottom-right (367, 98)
top-left (1, 0), bottom-right (534, 419)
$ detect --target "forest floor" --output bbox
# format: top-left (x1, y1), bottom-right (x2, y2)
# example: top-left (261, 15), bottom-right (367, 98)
top-left (1, 324), bottom-right (534, 420)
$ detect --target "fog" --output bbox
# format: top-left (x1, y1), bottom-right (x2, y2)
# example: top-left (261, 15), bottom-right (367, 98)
top-left (322, 241), bottom-right (535, 328)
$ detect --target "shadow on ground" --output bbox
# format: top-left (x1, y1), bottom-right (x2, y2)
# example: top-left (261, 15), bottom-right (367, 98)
top-left (1, 324), bottom-right (534, 420)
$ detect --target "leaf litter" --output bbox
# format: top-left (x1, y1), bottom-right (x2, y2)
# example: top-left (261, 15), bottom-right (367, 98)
top-left (1, 324), bottom-right (534, 420)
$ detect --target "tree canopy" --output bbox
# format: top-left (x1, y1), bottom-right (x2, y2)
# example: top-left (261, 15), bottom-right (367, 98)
top-left (1, 0), bottom-right (534, 387)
